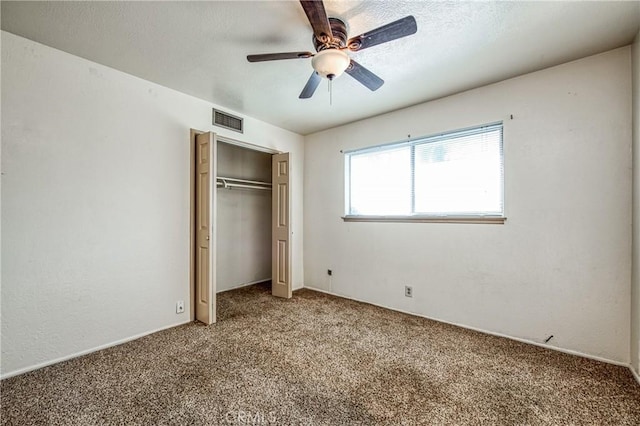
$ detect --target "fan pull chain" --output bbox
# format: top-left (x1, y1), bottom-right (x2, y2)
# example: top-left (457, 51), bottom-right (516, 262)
top-left (329, 79), bottom-right (333, 106)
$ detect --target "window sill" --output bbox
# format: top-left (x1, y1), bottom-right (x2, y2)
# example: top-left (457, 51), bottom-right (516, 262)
top-left (341, 215), bottom-right (506, 224)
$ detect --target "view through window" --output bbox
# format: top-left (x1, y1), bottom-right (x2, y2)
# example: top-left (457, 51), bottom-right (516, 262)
top-left (345, 123), bottom-right (504, 218)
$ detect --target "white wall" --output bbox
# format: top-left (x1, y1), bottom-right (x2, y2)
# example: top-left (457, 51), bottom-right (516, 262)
top-left (632, 30), bottom-right (640, 376)
top-left (304, 47), bottom-right (632, 363)
top-left (0, 32), bottom-right (304, 377)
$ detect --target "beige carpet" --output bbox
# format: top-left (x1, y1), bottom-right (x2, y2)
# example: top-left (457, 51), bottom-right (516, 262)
top-left (2, 283), bottom-right (639, 425)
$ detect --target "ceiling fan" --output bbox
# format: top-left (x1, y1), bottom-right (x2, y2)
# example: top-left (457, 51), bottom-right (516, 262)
top-left (247, 0), bottom-right (417, 99)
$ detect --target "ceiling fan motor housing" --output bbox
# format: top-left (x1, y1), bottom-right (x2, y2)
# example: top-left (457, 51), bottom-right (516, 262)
top-left (314, 17), bottom-right (348, 51)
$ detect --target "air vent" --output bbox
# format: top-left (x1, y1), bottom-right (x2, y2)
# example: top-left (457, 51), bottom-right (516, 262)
top-left (213, 108), bottom-right (243, 133)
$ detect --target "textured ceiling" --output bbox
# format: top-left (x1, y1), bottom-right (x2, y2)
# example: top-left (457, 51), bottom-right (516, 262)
top-left (2, 1), bottom-right (639, 135)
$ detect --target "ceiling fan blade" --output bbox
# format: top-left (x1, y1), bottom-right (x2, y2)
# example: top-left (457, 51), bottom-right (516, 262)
top-left (299, 71), bottom-right (322, 99)
top-left (247, 52), bottom-right (313, 62)
top-left (299, 0), bottom-right (332, 40)
top-left (345, 60), bottom-right (384, 91)
top-left (347, 16), bottom-right (417, 52)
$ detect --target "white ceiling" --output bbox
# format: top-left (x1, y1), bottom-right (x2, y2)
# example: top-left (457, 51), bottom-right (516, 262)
top-left (2, 1), bottom-right (639, 135)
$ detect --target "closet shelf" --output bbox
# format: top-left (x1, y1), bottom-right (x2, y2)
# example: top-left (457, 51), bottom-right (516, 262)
top-left (216, 176), bottom-right (272, 191)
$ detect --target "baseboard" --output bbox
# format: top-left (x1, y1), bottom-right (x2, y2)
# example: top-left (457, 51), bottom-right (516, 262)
top-left (302, 285), bottom-right (629, 368)
top-left (1, 319), bottom-right (192, 380)
top-left (217, 278), bottom-right (270, 294)
top-left (631, 366), bottom-right (640, 386)
top-left (5, 287), bottom-right (637, 385)
top-left (217, 279), bottom-right (305, 293)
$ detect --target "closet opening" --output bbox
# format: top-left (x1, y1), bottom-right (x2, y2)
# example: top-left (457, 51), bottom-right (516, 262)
top-left (216, 141), bottom-right (273, 294)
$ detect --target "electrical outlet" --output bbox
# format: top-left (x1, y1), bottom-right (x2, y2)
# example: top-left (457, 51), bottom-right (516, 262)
top-left (405, 286), bottom-right (413, 298)
top-left (327, 269), bottom-right (332, 276)
top-left (176, 300), bottom-right (185, 314)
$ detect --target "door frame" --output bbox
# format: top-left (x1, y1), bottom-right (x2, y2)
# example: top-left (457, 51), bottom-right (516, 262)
top-left (189, 129), bottom-right (198, 321)
top-left (189, 130), bottom-right (281, 321)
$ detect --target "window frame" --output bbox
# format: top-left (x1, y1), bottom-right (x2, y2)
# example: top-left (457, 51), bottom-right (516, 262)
top-left (342, 122), bottom-right (506, 224)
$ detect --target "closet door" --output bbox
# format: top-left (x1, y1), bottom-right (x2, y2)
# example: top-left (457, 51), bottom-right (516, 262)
top-left (272, 153), bottom-right (292, 298)
top-left (195, 132), bottom-right (217, 324)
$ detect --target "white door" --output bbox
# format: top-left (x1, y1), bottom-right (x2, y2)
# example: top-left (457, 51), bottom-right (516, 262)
top-left (272, 153), bottom-right (292, 298)
top-left (195, 132), bottom-right (217, 324)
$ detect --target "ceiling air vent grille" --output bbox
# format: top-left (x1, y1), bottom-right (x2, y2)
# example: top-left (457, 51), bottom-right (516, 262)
top-left (213, 109), bottom-right (244, 133)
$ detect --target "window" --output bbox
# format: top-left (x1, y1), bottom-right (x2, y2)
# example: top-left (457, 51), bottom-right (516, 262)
top-left (344, 123), bottom-right (504, 223)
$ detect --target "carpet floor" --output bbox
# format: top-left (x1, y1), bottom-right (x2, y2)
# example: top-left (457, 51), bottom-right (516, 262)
top-left (2, 283), bottom-right (639, 425)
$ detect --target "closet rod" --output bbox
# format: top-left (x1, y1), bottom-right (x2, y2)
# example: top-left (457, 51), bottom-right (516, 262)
top-left (216, 182), bottom-right (272, 191)
top-left (216, 176), bottom-right (272, 187)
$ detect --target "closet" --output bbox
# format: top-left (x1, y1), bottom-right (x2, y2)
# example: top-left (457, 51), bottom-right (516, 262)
top-left (191, 130), bottom-right (292, 325)
top-left (216, 142), bottom-right (272, 292)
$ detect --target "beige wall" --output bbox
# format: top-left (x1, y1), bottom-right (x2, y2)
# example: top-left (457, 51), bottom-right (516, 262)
top-left (1, 32), bottom-right (304, 377)
top-left (3, 28), bottom-right (638, 379)
top-left (304, 47), bottom-right (632, 364)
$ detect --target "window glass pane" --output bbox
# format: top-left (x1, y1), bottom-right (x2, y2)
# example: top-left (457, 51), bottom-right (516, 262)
top-left (345, 124), bottom-right (503, 218)
top-left (414, 129), bottom-right (503, 214)
top-left (349, 146), bottom-right (411, 215)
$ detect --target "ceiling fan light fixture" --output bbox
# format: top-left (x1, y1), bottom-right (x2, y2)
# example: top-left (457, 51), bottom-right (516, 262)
top-left (311, 49), bottom-right (350, 80)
